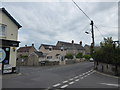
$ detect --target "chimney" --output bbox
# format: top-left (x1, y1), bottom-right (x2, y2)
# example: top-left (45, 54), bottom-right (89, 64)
top-left (72, 40), bottom-right (74, 44)
top-left (32, 43), bottom-right (34, 47)
top-left (80, 41), bottom-right (82, 46)
top-left (25, 45), bottom-right (27, 47)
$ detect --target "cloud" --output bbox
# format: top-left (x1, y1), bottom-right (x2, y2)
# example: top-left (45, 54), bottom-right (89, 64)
top-left (2, 1), bottom-right (118, 49)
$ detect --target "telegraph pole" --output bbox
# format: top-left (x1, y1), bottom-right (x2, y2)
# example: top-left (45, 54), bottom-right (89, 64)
top-left (90, 20), bottom-right (95, 55)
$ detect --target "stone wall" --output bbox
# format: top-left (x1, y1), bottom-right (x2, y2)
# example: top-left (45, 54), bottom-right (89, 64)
top-left (95, 62), bottom-right (120, 76)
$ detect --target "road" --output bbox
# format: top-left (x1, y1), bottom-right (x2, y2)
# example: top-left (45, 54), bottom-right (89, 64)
top-left (2, 61), bottom-right (119, 89)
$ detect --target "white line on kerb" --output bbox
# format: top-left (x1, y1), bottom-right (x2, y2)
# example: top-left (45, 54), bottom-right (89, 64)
top-left (100, 83), bottom-right (119, 87)
top-left (75, 79), bottom-right (79, 82)
top-left (60, 85), bottom-right (68, 88)
top-left (63, 80), bottom-right (68, 83)
top-left (69, 82), bottom-right (75, 85)
top-left (53, 83), bottom-right (61, 87)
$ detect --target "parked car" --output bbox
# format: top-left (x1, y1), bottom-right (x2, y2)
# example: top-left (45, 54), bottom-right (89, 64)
top-left (89, 58), bottom-right (94, 62)
top-left (3, 64), bottom-right (12, 74)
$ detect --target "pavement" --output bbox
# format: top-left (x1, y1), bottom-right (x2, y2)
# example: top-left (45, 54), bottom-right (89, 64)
top-left (2, 61), bottom-right (120, 89)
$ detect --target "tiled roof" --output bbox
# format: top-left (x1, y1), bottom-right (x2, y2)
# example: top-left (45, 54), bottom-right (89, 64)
top-left (17, 46), bottom-right (32, 52)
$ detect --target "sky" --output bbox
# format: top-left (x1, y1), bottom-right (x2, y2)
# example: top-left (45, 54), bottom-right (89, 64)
top-left (1, 0), bottom-right (119, 49)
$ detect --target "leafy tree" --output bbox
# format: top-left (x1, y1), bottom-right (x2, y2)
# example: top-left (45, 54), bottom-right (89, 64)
top-left (76, 53), bottom-right (83, 58)
top-left (65, 53), bottom-right (73, 59)
top-left (93, 37), bottom-right (120, 65)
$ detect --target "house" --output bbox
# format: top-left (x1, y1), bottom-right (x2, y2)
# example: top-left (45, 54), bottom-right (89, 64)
top-left (56, 40), bottom-right (85, 55)
top-left (17, 44), bottom-right (37, 65)
top-left (27, 51), bottom-right (46, 66)
top-left (38, 40), bottom-right (85, 64)
top-left (39, 44), bottom-right (66, 62)
top-left (0, 8), bottom-right (22, 73)
top-left (84, 44), bottom-right (91, 55)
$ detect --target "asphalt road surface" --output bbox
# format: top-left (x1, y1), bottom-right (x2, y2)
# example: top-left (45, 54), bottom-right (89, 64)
top-left (2, 61), bottom-right (119, 89)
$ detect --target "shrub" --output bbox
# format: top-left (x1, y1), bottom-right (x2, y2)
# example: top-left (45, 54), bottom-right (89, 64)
top-left (65, 53), bottom-right (73, 59)
top-left (76, 53), bottom-right (83, 58)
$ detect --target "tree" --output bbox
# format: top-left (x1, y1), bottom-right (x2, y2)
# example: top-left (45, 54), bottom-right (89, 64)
top-left (76, 53), bottom-right (83, 58)
top-left (93, 37), bottom-right (120, 65)
top-left (65, 53), bottom-right (73, 59)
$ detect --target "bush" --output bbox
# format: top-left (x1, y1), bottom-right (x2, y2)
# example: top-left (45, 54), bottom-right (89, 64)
top-left (65, 53), bottom-right (73, 59)
top-left (76, 53), bottom-right (83, 58)
top-left (93, 37), bottom-right (120, 65)
top-left (83, 55), bottom-right (91, 60)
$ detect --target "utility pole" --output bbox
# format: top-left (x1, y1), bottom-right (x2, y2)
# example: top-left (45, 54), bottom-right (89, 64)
top-left (90, 20), bottom-right (95, 55)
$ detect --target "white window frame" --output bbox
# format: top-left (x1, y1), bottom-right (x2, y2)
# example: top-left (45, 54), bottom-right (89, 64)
top-left (0, 24), bottom-right (7, 37)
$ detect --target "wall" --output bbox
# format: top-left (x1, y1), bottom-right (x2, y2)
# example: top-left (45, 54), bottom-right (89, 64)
top-left (1, 12), bottom-right (18, 40)
top-left (95, 62), bottom-right (120, 76)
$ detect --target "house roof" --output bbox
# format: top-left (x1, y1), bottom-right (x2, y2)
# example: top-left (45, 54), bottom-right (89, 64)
top-left (17, 46), bottom-right (33, 52)
top-left (57, 41), bottom-right (85, 50)
top-left (34, 51), bottom-right (46, 57)
top-left (39, 44), bottom-right (61, 50)
top-left (0, 8), bottom-right (22, 29)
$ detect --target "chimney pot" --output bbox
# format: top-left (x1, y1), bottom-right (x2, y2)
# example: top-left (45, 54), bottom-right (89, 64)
top-left (32, 43), bottom-right (34, 47)
top-left (72, 40), bottom-right (74, 44)
top-left (25, 45), bottom-right (27, 47)
top-left (80, 41), bottom-right (82, 46)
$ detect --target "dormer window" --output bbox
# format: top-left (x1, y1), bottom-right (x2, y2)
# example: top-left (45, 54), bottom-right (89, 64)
top-left (49, 46), bottom-right (52, 51)
top-left (61, 47), bottom-right (64, 51)
top-left (0, 24), bottom-right (7, 37)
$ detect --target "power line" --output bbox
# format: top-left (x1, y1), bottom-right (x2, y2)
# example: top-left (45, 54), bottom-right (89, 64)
top-left (94, 25), bottom-right (105, 39)
top-left (95, 25), bottom-right (120, 28)
top-left (72, 0), bottom-right (92, 21)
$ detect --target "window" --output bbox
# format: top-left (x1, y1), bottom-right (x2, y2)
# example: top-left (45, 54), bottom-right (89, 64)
top-left (47, 56), bottom-right (52, 59)
top-left (0, 24), bottom-right (7, 37)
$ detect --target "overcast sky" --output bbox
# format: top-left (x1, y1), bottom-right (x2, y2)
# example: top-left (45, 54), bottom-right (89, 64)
top-left (1, 0), bottom-right (119, 49)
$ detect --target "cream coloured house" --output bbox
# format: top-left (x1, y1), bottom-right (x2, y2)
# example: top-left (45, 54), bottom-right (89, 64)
top-left (0, 8), bottom-right (22, 73)
top-left (39, 44), bottom-right (66, 62)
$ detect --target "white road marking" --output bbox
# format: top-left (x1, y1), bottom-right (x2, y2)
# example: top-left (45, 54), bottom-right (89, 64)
top-left (74, 76), bottom-right (79, 79)
top-left (53, 83), bottom-right (61, 87)
top-left (82, 73), bottom-right (86, 75)
top-left (100, 83), bottom-right (119, 87)
top-left (79, 75), bottom-right (82, 77)
top-left (69, 78), bottom-right (74, 81)
top-left (75, 79), bottom-right (79, 82)
top-left (87, 73), bottom-right (90, 75)
top-left (84, 75), bottom-right (88, 78)
top-left (63, 80), bottom-right (68, 83)
top-left (81, 77), bottom-right (84, 79)
top-left (60, 85), bottom-right (68, 88)
top-left (69, 81), bottom-right (75, 85)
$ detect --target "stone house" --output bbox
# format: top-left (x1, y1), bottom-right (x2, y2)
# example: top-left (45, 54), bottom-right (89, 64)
top-left (39, 40), bottom-right (85, 64)
top-left (84, 44), bottom-right (91, 55)
top-left (27, 51), bottom-right (46, 66)
top-left (56, 40), bottom-right (85, 56)
top-left (17, 44), bottom-right (37, 65)
top-left (39, 44), bottom-right (66, 62)
top-left (0, 8), bottom-right (22, 73)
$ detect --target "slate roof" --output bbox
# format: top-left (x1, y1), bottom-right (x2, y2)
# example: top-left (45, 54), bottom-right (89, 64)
top-left (0, 8), bottom-right (22, 28)
top-left (34, 51), bottom-right (46, 57)
top-left (56, 41), bottom-right (85, 50)
top-left (17, 46), bottom-right (33, 52)
top-left (39, 44), bottom-right (61, 50)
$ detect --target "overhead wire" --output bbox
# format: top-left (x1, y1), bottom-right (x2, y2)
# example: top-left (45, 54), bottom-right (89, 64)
top-left (72, 0), bottom-right (92, 21)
